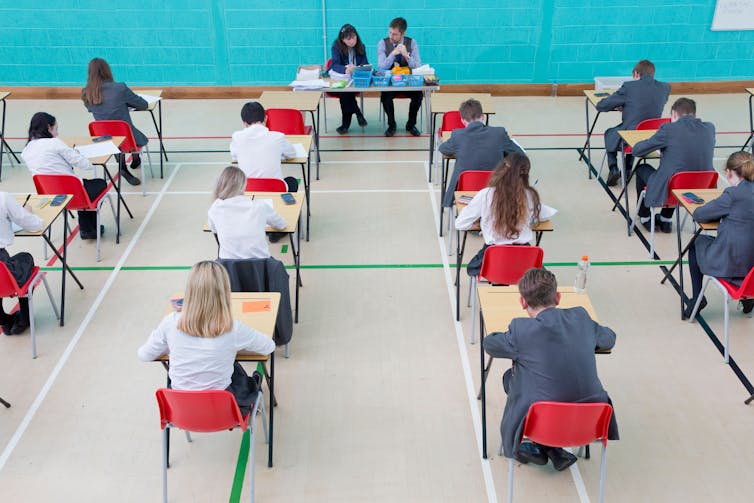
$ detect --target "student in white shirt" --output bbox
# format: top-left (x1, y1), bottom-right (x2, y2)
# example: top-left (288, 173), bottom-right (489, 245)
top-left (137, 261), bottom-right (275, 413)
top-left (208, 166), bottom-right (288, 256)
top-left (455, 152), bottom-right (556, 276)
top-left (229, 102), bottom-right (299, 192)
top-left (21, 112), bottom-right (108, 240)
top-left (0, 192), bottom-right (44, 335)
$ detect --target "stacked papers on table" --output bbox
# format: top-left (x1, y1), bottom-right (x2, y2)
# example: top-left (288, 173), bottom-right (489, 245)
top-left (289, 79), bottom-right (328, 90)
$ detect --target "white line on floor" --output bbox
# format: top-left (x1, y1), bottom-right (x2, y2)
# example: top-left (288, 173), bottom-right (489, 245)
top-left (0, 163), bottom-right (183, 472)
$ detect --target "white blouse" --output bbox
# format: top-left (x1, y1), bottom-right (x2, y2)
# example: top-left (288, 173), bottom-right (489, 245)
top-left (137, 312), bottom-right (275, 391)
top-left (0, 192), bottom-right (44, 248)
top-left (21, 138), bottom-right (93, 178)
top-left (229, 124), bottom-right (296, 179)
top-left (208, 195), bottom-right (287, 259)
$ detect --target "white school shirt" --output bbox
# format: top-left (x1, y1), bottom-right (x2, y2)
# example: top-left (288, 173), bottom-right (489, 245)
top-left (455, 188), bottom-right (557, 245)
top-left (229, 124), bottom-right (296, 179)
top-left (137, 312), bottom-right (275, 391)
top-left (207, 195), bottom-right (287, 259)
top-left (21, 137), bottom-right (94, 178)
top-left (0, 192), bottom-right (44, 248)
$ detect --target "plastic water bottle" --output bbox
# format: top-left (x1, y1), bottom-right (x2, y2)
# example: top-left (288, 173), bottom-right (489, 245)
top-left (551, 81), bottom-right (558, 97)
top-left (574, 256), bottom-right (589, 294)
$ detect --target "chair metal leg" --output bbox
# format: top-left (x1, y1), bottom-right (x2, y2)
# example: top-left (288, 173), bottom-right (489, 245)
top-left (95, 210), bottom-right (102, 262)
top-left (649, 208), bottom-right (656, 258)
top-left (628, 190), bottom-right (645, 237)
top-left (162, 428), bottom-right (169, 503)
top-left (184, 430), bottom-right (192, 443)
top-left (723, 294), bottom-right (731, 363)
top-left (40, 273), bottom-right (60, 320)
top-left (284, 343), bottom-right (290, 358)
top-left (688, 276), bottom-right (711, 322)
top-left (28, 294), bottom-right (36, 359)
top-left (466, 274), bottom-right (473, 308)
top-left (598, 445), bottom-right (607, 503)
top-left (470, 278), bottom-right (478, 344)
top-left (507, 458), bottom-right (514, 503)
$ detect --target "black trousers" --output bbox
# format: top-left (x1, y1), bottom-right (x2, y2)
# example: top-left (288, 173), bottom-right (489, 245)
top-left (80, 178), bottom-right (108, 234)
top-left (635, 163), bottom-right (674, 219)
top-left (0, 248), bottom-right (34, 323)
top-left (380, 91), bottom-right (423, 128)
top-left (338, 94), bottom-right (364, 129)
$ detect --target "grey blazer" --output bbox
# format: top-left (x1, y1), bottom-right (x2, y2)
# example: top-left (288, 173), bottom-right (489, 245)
top-left (693, 180), bottom-right (754, 280)
top-left (632, 115), bottom-right (716, 207)
top-left (596, 75), bottom-right (670, 152)
top-left (84, 81), bottom-right (149, 146)
top-left (439, 121), bottom-right (523, 207)
top-left (484, 306), bottom-right (618, 458)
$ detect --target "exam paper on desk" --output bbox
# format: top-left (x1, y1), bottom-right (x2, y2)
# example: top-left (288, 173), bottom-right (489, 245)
top-left (74, 141), bottom-right (121, 158)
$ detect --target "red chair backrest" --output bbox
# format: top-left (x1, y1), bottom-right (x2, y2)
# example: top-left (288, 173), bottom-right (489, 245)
top-left (32, 174), bottom-right (92, 211)
top-left (664, 170), bottom-right (718, 207)
top-left (88, 120), bottom-right (139, 153)
top-left (522, 401), bottom-right (613, 449)
top-left (636, 117), bottom-right (670, 130)
top-left (479, 245), bottom-right (544, 284)
top-left (155, 388), bottom-right (247, 432)
top-left (325, 58), bottom-right (332, 71)
top-left (266, 109), bottom-right (306, 135)
top-left (246, 177), bottom-right (287, 192)
top-left (457, 170), bottom-right (493, 192)
top-left (0, 262), bottom-right (24, 298)
top-left (439, 111), bottom-right (465, 136)
top-left (719, 265), bottom-right (754, 299)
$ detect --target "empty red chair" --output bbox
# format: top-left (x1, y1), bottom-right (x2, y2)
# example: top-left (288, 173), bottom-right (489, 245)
top-left (508, 401), bottom-right (613, 503)
top-left (155, 388), bottom-right (267, 503)
top-left (265, 108), bottom-right (312, 135)
top-left (245, 177), bottom-right (287, 192)
top-left (33, 174), bottom-right (115, 261)
top-left (88, 120), bottom-right (153, 194)
top-left (688, 265), bottom-right (754, 363)
top-left (438, 110), bottom-right (465, 138)
top-left (0, 262), bottom-right (59, 358)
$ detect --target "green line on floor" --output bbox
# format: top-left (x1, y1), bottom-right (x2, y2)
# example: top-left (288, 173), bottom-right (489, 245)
top-left (229, 429), bottom-right (250, 503)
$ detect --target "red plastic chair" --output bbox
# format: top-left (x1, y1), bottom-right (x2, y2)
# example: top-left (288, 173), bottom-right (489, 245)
top-left (470, 245), bottom-right (544, 344)
top-left (600, 117), bottom-right (670, 180)
top-left (155, 388), bottom-right (267, 503)
top-left (630, 170), bottom-right (718, 257)
top-left (33, 174), bottom-right (115, 261)
top-left (448, 170), bottom-right (495, 254)
top-left (0, 262), bottom-right (59, 358)
top-left (438, 110), bottom-right (465, 138)
top-left (688, 265), bottom-right (754, 363)
top-left (507, 401), bottom-right (613, 503)
top-left (245, 177), bottom-right (287, 192)
top-left (88, 120), bottom-right (153, 194)
top-left (265, 108), bottom-right (312, 136)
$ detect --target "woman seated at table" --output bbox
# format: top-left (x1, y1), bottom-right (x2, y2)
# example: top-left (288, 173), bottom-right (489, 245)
top-left (81, 57), bottom-right (145, 186)
top-left (137, 261), bottom-right (275, 413)
top-left (687, 151), bottom-right (754, 318)
top-left (0, 192), bottom-right (43, 335)
top-left (455, 152), bottom-right (556, 276)
top-left (21, 112), bottom-right (108, 240)
top-left (330, 23), bottom-right (369, 135)
top-left (208, 166), bottom-right (288, 256)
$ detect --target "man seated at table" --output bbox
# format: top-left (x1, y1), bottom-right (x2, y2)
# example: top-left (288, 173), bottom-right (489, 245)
top-left (632, 97), bottom-right (715, 233)
top-left (596, 59), bottom-right (670, 186)
top-left (377, 17), bottom-right (423, 137)
top-left (230, 102), bottom-right (299, 192)
top-left (484, 268), bottom-right (618, 471)
top-left (439, 99), bottom-right (523, 208)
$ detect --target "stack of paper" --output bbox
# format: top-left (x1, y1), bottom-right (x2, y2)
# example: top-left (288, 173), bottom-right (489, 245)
top-left (289, 79), bottom-right (329, 90)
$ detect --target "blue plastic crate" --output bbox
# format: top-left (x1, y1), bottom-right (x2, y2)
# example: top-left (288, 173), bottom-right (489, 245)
top-left (407, 74), bottom-right (424, 87)
top-left (352, 70), bottom-right (372, 88)
top-left (391, 74), bottom-right (408, 87)
top-left (372, 71), bottom-right (391, 87)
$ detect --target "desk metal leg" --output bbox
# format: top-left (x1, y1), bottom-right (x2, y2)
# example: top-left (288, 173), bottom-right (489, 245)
top-left (268, 352), bottom-right (275, 467)
top-left (579, 101), bottom-right (601, 179)
top-left (611, 164), bottom-right (637, 212)
top-left (676, 203), bottom-right (686, 319)
top-left (743, 94), bottom-right (754, 152)
top-left (0, 97), bottom-right (5, 181)
top-left (308, 110), bottom-right (321, 179)
top-left (661, 227), bottom-right (702, 284)
top-left (290, 219), bottom-right (302, 324)
top-left (621, 145), bottom-right (631, 235)
top-left (429, 113), bottom-right (437, 182)
top-left (438, 158), bottom-right (451, 237)
top-left (456, 232), bottom-right (467, 322)
top-left (301, 160), bottom-right (311, 242)
top-left (148, 103), bottom-right (167, 179)
top-left (480, 311), bottom-right (488, 459)
top-left (60, 211), bottom-right (68, 326)
top-left (103, 164), bottom-right (134, 220)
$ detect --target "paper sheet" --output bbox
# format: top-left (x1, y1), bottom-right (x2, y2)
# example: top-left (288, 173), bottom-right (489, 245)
top-left (74, 141), bottom-right (121, 158)
top-left (288, 79), bottom-right (328, 89)
top-left (137, 93), bottom-right (161, 104)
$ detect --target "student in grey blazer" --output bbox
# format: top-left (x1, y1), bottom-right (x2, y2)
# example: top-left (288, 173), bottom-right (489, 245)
top-left (632, 98), bottom-right (715, 233)
top-left (439, 99), bottom-right (523, 208)
top-left (596, 59), bottom-right (670, 186)
top-left (484, 268), bottom-right (618, 470)
top-left (82, 58), bottom-right (146, 186)
top-left (687, 152), bottom-right (754, 318)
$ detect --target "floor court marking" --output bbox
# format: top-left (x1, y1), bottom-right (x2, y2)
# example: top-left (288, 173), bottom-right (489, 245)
top-left (0, 163), bottom-right (183, 472)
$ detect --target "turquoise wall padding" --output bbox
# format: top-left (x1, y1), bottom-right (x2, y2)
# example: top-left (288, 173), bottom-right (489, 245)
top-left (1, 1), bottom-right (752, 86)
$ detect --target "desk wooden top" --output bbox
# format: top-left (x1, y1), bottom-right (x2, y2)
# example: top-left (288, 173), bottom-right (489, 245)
top-left (60, 136), bottom-right (125, 165)
top-left (284, 134), bottom-right (312, 163)
top-left (133, 89), bottom-right (163, 111)
top-left (746, 88), bottom-right (754, 96)
top-left (14, 194), bottom-right (72, 236)
top-left (0, 92), bottom-right (9, 101)
top-left (259, 91), bottom-right (320, 112)
top-left (204, 190), bottom-right (304, 234)
top-left (453, 191), bottom-right (554, 233)
top-left (672, 188), bottom-right (723, 231)
top-left (159, 291), bottom-right (280, 362)
top-left (584, 89), bottom-right (614, 107)
top-left (432, 93), bottom-right (494, 115)
top-left (619, 129), bottom-right (660, 158)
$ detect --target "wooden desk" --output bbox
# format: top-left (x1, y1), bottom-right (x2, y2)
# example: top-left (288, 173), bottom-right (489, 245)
top-left (616, 129), bottom-right (660, 235)
top-left (132, 89), bottom-right (166, 178)
top-left (666, 188), bottom-right (723, 318)
top-left (283, 134), bottom-right (312, 241)
top-left (452, 191), bottom-right (554, 321)
top-left (158, 291), bottom-right (280, 467)
top-left (0, 91), bottom-right (20, 180)
top-left (580, 89), bottom-right (614, 175)
top-left (14, 194), bottom-right (81, 326)
top-left (742, 88), bottom-right (754, 151)
top-left (477, 285), bottom-right (607, 459)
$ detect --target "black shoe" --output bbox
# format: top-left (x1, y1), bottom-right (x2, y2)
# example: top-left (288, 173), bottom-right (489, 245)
top-left (268, 232), bottom-right (285, 243)
top-left (406, 125), bottom-right (421, 136)
top-left (357, 115), bottom-right (368, 127)
top-left (658, 219), bottom-right (672, 234)
top-left (640, 218), bottom-right (652, 232)
top-left (544, 447), bottom-right (577, 471)
top-left (336, 125), bottom-right (348, 135)
top-left (742, 298), bottom-right (754, 315)
top-left (120, 168), bottom-right (141, 186)
top-left (606, 167), bottom-right (621, 187)
top-left (9, 316), bottom-right (29, 336)
top-left (2, 313), bottom-right (18, 336)
top-left (81, 225), bottom-right (105, 240)
top-left (685, 296), bottom-right (708, 320)
top-left (130, 155), bottom-right (141, 170)
top-left (384, 125), bottom-right (396, 137)
top-left (514, 442), bottom-right (548, 465)
top-left (250, 370), bottom-right (262, 393)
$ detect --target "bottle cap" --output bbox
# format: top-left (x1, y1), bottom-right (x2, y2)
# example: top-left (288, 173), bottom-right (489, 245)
top-left (582, 255), bottom-right (589, 261)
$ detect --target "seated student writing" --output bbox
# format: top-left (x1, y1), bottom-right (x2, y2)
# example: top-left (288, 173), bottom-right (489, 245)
top-left (208, 166), bottom-right (288, 257)
top-left (484, 267), bottom-right (619, 471)
top-left (137, 261), bottom-right (275, 414)
top-left (687, 151), bottom-right (754, 319)
top-left (21, 112), bottom-right (109, 240)
top-left (230, 102), bottom-right (299, 193)
top-left (454, 152), bottom-right (556, 276)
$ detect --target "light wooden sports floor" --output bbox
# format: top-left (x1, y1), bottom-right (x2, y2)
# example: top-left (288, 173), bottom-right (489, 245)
top-left (0, 93), bottom-right (753, 502)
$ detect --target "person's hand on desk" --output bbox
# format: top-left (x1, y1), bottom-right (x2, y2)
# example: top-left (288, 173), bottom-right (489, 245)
top-left (345, 64), bottom-right (355, 75)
